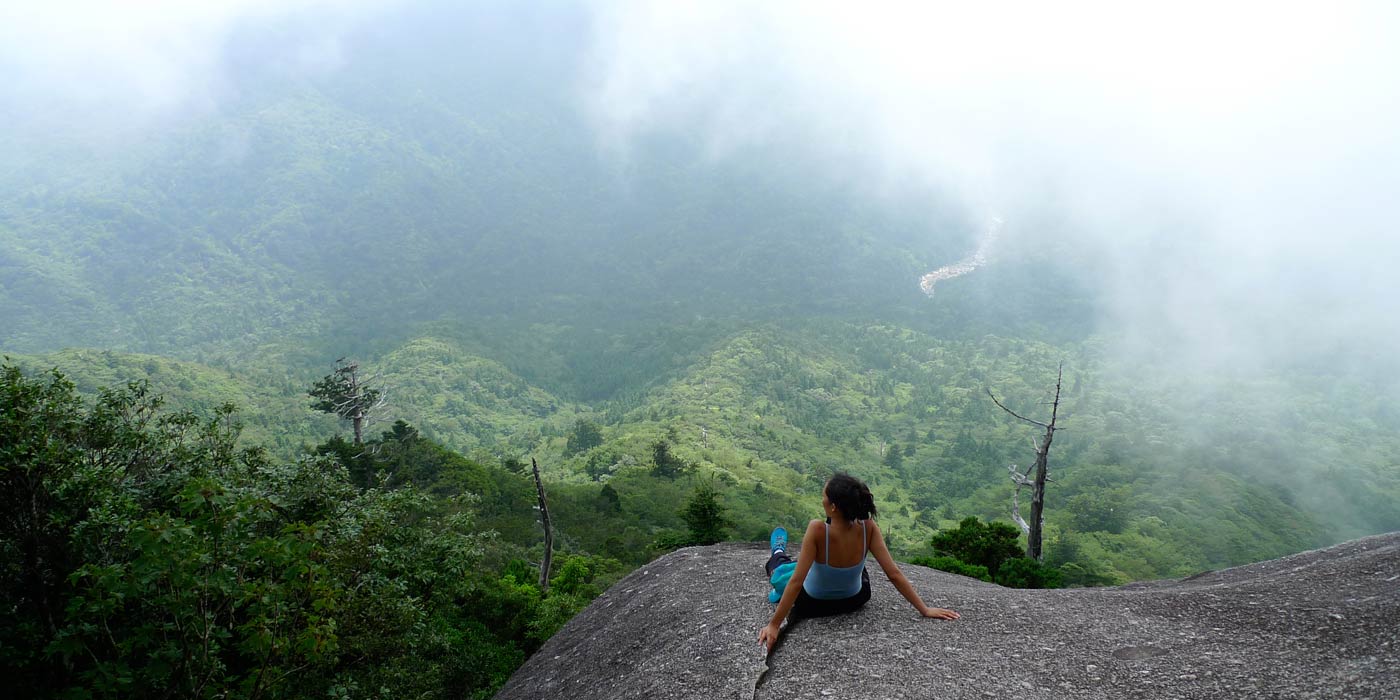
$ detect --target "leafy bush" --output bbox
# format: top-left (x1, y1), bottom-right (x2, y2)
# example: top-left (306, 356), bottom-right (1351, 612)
top-left (929, 516), bottom-right (1025, 577)
top-left (994, 557), bottom-right (1065, 589)
top-left (651, 529), bottom-right (692, 552)
top-left (908, 555), bottom-right (992, 582)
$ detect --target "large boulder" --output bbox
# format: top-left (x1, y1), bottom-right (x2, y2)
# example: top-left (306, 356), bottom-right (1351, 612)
top-left (496, 533), bottom-right (1400, 699)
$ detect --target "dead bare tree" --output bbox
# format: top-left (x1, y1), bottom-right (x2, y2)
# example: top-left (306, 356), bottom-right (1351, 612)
top-left (530, 457), bottom-right (554, 593)
top-left (987, 362), bottom-right (1064, 562)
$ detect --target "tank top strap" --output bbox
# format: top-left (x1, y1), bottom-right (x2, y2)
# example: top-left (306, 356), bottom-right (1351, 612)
top-left (861, 519), bottom-right (868, 556)
top-left (824, 520), bottom-right (830, 564)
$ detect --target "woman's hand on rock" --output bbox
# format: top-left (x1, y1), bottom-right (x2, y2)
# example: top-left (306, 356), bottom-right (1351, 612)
top-left (758, 622), bottom-right (780, 651)
top-left (921, 607), bottom-right (960, 620)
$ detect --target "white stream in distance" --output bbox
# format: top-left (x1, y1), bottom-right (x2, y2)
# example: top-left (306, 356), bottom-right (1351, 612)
top-left (919, 216), bottom-right (1003, 297)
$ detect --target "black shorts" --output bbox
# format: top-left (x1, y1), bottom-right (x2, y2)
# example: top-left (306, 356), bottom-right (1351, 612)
top-left (765, 550), bottom-right (872, 619)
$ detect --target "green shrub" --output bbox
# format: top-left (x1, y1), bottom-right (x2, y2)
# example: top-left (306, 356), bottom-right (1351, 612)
top-left (908, 555), bottom-right (993, 582)
top-left (929, 516), bottom-right (1025, 577)
top-left (994, 557), bottom-right (1065, 589)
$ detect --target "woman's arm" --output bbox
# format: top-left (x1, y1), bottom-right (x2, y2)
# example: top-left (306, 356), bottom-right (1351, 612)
top-left (868, 520), bottom-right (960, 620)
top-left (758, 520), bottom-right (821, 651)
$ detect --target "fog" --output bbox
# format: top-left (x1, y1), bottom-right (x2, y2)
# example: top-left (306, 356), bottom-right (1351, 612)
top-left (3, 0), bottom-right (1398, 382)
top-left (0, 0), bottom-right (391, 126)
top-left (582, 0), bottom-right (1400, 379)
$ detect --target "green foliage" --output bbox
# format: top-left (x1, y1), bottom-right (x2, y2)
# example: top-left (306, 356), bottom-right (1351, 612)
top-left (308, 359), bottom-right (381, 444)
top-left (930, 517), bottom-right (1026, 577)
top-left (920, 521), bottom-right (1062, 588)
top-left (994, 557), bottom-right (1065, 589)
top-left (11, 313), bottom-right (1390, 588)
top-left (0, 350), bottom-right (338, 457)
top-left (0, 364), bottom-right (611, 699)
top-left (598, 483), bottom-right (622, 513)
top-left (1066, 486), bottom-right (1132, 534)
top-left (1044, 532), bottom-right (1124, 587)
top-left (583, 449), bottom-right (615, 481)
top-left (882, 444), bottom-right (904, 471)
top-left (565, 419), bottom-right (604, 456)
top-left (1, 364), bottom-right (351, 697)
top-left (650, 439), bottom-right (689, 479)
top-left (1, 2), bottom-right (1395, 598)
top-left (681, 479), bottom-right (734, 546)
top-left (317, 419), bottom-right (494, 495)
top-left (650, 530), bottom-right (692, 552)
top-left (368, 337), bottom-right (575, 454)
top-left (1055, 561), bottom-right (1122, 588)
top-left (908, 555), bottom-right (992, 582)
top-left (6, 17), bottom-right (1392, 689)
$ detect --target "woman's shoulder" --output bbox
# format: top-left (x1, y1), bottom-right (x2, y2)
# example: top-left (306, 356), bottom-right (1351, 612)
top-left (799, 520), bottom-right (825, 552)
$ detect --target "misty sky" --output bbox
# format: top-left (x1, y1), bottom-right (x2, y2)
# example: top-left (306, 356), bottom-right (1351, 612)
top-left (582, 1), bottom-right (1400, 375)
top-left (3, 0), bottom-right (1398, 376)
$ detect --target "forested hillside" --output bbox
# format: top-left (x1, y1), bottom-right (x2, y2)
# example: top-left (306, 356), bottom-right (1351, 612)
top-left (3, 2), bottom-right (1399, 698)
top-left (11, 319), bottom-right (1398, 585)
top-left (2, 0), bottom-right (1395, 594)
top-left (1, 3), bottom-right (1007, 365)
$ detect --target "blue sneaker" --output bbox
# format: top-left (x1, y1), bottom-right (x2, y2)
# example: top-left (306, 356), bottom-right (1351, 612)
top-left (770, 526), bottom-right (788, 554)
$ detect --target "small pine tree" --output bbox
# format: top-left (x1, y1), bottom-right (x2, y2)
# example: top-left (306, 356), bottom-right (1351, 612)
top-left (882, 444), bottom-right (904, 470)
top-left (598, 483), bottom-right (622, 513)
top-left (651, 439), bottom-right (687, 479)
top-left (681, 479), bottom-right (732, 545)
top-left (565, 419), bottom-right (604, 456)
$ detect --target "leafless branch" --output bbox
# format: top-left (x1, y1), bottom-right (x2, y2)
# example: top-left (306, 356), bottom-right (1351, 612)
top-left (987, 389), bottom-right (1051, 429)
top-left (1007, 463), bottom-right (1032, 486)
top-left (1006, 462), bottom-right (1033, 533)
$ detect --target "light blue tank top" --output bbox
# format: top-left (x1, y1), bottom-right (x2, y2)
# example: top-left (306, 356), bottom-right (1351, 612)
top-left (803, 520), bottom-right (867, 600)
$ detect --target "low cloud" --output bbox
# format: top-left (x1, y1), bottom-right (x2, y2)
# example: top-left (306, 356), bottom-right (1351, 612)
top-left (3, 0), bottom-right (1396, 378)
top-left (0, 0), bottom-right (392, 125)
top-left (582, 0), bottom-right (1400, 376)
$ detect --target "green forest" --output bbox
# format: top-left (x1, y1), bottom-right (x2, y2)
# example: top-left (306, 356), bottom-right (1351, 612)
top-left (3, 2), bottom-right (1398, 698)
top-left (7, 315), bottom-right (1398, 697)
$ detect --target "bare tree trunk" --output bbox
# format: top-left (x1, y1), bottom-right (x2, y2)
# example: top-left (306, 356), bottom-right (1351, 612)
top-left (989, 363), bottom-right (1064, 562)
top-left (347, 367), bottom-right (362, 445)
top-left (531, 458), bottom-right (553, 593)
top-left (1027, 437), bottom-right (1051, 560)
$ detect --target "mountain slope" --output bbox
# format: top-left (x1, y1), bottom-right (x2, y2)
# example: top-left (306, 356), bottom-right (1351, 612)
top-left (551, 323), bottom-right (1395, 579)
top-left (0, 1), bottom-right (992, 365)
top-left (13, 318), bottom-right (1397, 585)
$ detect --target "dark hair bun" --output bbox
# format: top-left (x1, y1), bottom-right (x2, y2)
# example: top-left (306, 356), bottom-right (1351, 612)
top-left (826, 472), bottom-right (877, 521)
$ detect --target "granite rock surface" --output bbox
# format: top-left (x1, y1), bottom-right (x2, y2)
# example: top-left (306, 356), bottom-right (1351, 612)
top-left (495, 532), bottom-right (1400, 699)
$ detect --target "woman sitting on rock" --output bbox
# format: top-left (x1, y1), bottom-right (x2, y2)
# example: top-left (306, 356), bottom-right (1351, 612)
top-left (758, 472), bottom-right (959, 651)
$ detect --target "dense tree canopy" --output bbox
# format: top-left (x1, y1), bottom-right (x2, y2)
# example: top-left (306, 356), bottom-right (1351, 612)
top-left (0, 364), bottom-right (620, 699)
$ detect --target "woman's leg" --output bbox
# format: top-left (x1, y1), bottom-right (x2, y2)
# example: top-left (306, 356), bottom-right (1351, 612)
top-left (765, 549), bottom-right (793, 577)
